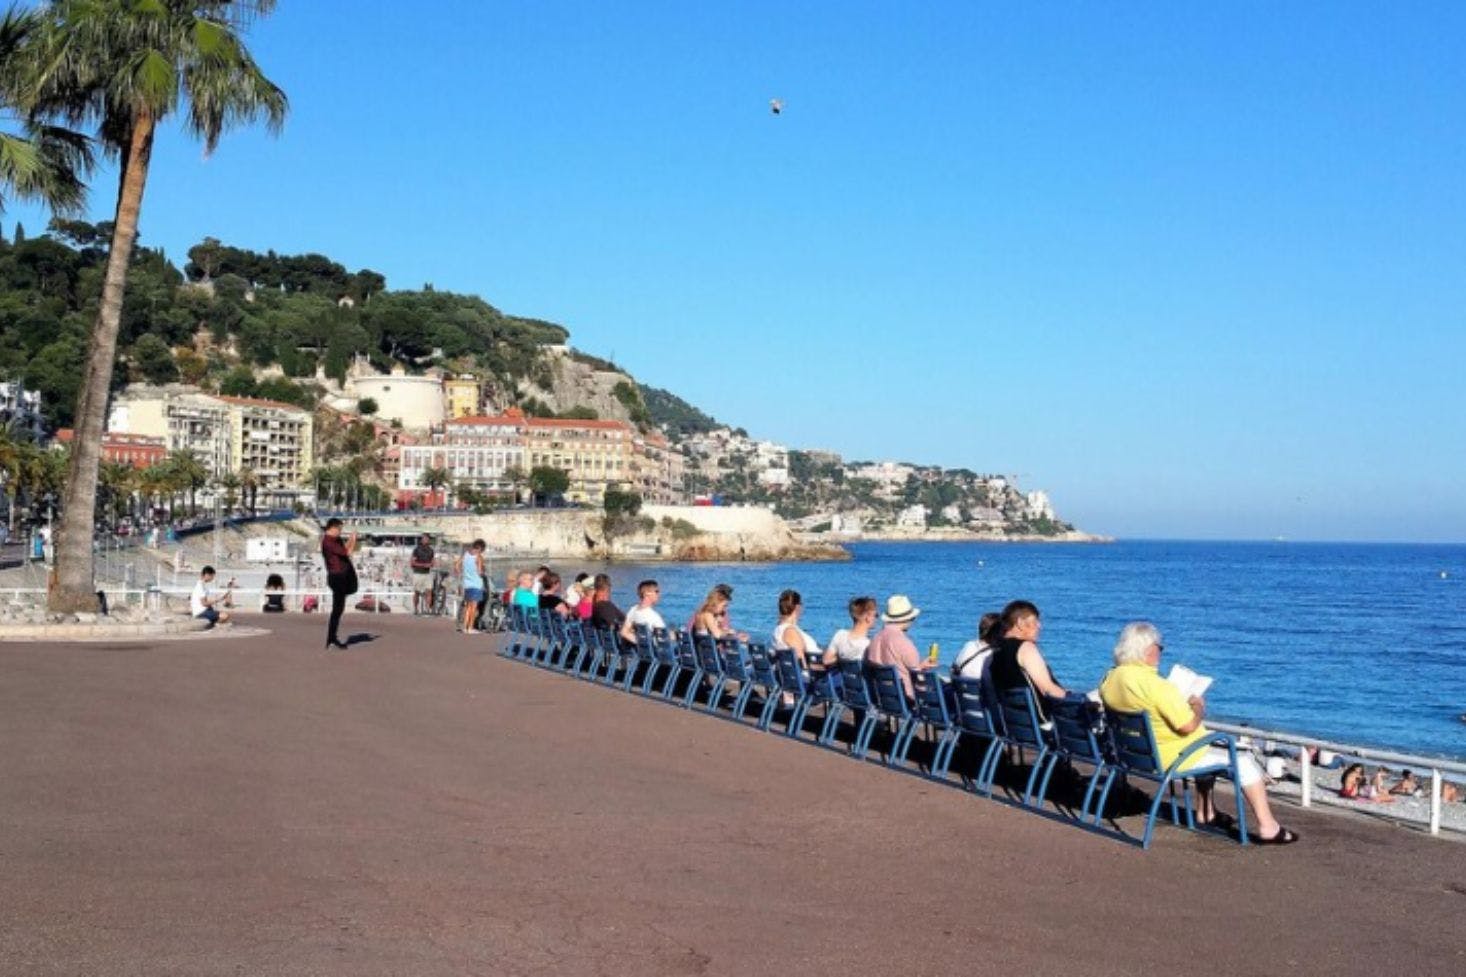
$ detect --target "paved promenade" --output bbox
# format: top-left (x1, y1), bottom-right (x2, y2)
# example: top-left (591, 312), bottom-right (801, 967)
top-left (3, 615), bottom-right (1464, 976)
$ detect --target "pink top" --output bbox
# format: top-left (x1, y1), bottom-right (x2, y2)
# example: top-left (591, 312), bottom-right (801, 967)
top-left (866, 625), bottom-right (921, 699)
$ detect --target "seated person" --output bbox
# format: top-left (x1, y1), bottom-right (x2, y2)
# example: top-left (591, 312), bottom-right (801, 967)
top-left (262, 573), bottom-right (287, 613)
top-left (190, 565), bottom-right (232, 627)
top-left (988, 600), bottom-right (1071, 715)
top-left (691, 587), bottom-right (744, 641)
top-left (589, 573), bottom-right (626, 631)
top-left (511, 571), bottom-right (538, 608)
top-left (865, 594), bottom-right (934, 699)
top-left (772, 590), bottom-right (823, 668)
top-left (826, 596), bottom-right (878, 666)
top-left (953, 611), bottom-right (1002, 682)
top-left (537, 572), bottom-right (571, 617)
top-left (1100, 621), bottom-right (1297, 844)
top-left (1339, 764), bottom-right (1393, 802)
top-left (1388, 769), bottom-right (1421, 797)
top-left (620, 579), bottom-right (666, 644)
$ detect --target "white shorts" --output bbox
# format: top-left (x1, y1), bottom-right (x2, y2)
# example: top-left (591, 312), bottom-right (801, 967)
top-left (1192, 748), bottom-right (1263, 787)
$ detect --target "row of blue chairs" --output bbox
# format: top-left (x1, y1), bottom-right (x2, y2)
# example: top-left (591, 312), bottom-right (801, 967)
top-left (501, 605), bottom-right (1250, 848)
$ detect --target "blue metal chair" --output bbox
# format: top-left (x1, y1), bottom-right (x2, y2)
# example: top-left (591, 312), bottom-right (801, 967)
top-left (675, 631), bottom-right (704, 708)
top-left (694, 633), bottom-right (728, 711)
top-left (910, 671), bottom-right (961, 779)
top-left (600, 628), bottom-right (631, 687)
top-left (745, 642), bottom-right (783, 731)
top-left (562, 618), bottom-right (589, 673)
top-left (805, 666), bottom-right (845, 746)
top-left (996, 685), bottom-right (1058, 807)
top-left (1044, 698), bottom-right (1111, 824)
top-left (836, 660), bottom-right (880, 759)
top-left (866, 664), bottom-right (918, 766)
top-left (503, 604), bottom-right (526, 659)
top-left (649, 627), bottom-right (682, 698)
top-left (573, 623), bottom-right (604, 678)
top-left (623, 624), bottom-right (655, 694)
top-left (950, 676), bottom-right (1007, 795)
top-left (721, 639), bottom-right (759, 722)
top-left (524, 607), bottom-right (549, 664)
top-left (772, 650), bottom-right (815, 739)
top-left (1100, 708), bottom-right (1251, 849)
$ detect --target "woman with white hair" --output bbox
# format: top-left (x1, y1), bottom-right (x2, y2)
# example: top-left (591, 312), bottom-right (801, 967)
top-left (1099, 621), bottom-right (1297, 844)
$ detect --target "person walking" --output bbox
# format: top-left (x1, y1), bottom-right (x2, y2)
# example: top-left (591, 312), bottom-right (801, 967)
top-left (321, 517), bottom-right (358, 650)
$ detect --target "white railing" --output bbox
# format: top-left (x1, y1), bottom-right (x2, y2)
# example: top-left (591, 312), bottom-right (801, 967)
top-left (1210, 719), bottom-right (1466, 837)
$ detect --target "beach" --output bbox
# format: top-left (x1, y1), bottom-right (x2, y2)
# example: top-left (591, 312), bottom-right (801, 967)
top-left (3, 613), bottom-right (1465, 976)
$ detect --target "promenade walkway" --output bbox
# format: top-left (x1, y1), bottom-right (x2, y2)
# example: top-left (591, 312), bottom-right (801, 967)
top-left (3, 615), bottom-right (1463, 976)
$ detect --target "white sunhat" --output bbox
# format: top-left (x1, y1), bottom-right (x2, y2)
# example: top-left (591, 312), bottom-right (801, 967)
top-left (882, 594), bottom-right (921, 624)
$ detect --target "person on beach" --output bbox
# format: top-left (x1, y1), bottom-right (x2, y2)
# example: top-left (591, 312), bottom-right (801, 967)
top-left (620, 579), bottom-right (666, 644)
top-left (262, 573), bottom-right (287, 614)
top-left (409, 533), bottom-right (435, 615)
top-left (865, 594), bottom-right (935, 699)
top-left (189, 566), bottom-right (232, 627)
top-left (321, 518), bottom-right (358, 650)
top-left (590, 574), bottom-right (625, 632)
top-left (1339, 764), bottom-right (1394, 802)
top-left (687, 583), bottom-right (738, 635)
top-left (827, 596), bottom-right (878, 664)
top-left (988, 600), bottom-right (1071, 717)
top-left (1100, 621), bottom-right (1298, 844)
top-left (456, 539), bottom-right (487, 633)
top-left (772, 589), bottom-right (824, 669)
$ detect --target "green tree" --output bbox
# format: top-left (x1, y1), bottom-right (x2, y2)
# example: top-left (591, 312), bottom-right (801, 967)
top-left (357, 396), bottom-right (378, 416)
top-left (130, 333), bottom-right (177, 383)
top-left (599, 485), bottom-right (643, 552)
top-left (34, 0), bottom-right (288, 611)
top-left (527, 465), bottom-right (569, 505)
top-left (420, 466), bottom-right (450, 509)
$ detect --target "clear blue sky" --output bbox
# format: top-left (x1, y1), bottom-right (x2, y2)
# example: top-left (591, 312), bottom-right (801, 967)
top-left (12, 2), bottom-right (1466, 542)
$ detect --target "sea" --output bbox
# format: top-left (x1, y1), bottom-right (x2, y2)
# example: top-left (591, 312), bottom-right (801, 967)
top-left (577, 540), bottom-right (1466, 762)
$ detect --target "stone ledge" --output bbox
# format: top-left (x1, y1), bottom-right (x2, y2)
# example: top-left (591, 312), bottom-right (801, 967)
top-left (0, 617), bottom-right (217, 643)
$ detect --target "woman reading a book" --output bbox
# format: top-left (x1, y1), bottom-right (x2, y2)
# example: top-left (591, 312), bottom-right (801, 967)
top-left (1100, 621), bottom-right (1298, 845)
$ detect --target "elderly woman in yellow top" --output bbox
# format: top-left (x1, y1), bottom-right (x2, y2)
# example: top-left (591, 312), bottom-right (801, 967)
top-left (1100, 621), bottom-right (1298, 845)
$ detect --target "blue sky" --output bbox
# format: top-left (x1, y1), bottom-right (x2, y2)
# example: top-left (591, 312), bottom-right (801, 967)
top-left (11, 2), bottom-right (1466, 541)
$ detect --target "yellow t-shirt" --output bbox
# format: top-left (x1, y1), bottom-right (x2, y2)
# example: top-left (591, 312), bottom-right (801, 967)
top-left (1099, 662), bottom-right (1209, 771)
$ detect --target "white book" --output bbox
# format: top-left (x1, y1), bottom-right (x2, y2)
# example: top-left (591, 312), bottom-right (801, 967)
top-left (1166, 663), bottom-right (1213, 700)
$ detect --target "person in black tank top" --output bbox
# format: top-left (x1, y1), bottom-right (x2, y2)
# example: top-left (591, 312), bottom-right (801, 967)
top-left (992, 601), bottom-right (1070, 710)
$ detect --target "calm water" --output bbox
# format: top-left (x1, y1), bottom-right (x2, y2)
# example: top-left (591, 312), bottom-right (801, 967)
top-left (568, 540), bottom-right (1466, 760)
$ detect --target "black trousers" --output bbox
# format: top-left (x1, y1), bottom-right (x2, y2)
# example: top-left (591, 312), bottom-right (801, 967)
top-left (327, 584), bottom-right (349, 644)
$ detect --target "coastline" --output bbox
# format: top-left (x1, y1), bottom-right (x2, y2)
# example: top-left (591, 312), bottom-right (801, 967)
top-left (804, 528), bottom-right (1114, 545)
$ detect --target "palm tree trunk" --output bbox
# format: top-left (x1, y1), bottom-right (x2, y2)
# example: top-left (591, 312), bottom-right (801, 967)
top-left (49, 114), bottom-right (156, 611)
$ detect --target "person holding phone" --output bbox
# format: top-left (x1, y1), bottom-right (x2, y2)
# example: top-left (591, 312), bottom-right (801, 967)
top-left (321, 518), bottom-right (358, 649)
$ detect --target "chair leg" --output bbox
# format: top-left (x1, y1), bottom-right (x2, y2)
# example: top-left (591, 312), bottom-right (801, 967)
top-left (889, 718), bottom-right (917, 766)
top-left (784, 696), bottom-right (810, 737)
top-left (1141, 777), bottom-right (1175, 849)
top-left (681, 669), bottom-right (703, 708)
top-left (1021, 747), bottom-right (1052, 806)
top-left (731, 682), bottom-right (754, 721)
top-left (818, 703), bottom-right (844, 746)
top-left (1091, 768), bottom-right (1119, 825)
top-left (640, 662), bottom-right (659, 695)
top-left (756, 688), bottom-right (780, 731)
top-left (932, 728), bottom-right (961, 778)
top-left (976, 739), bottom-right (1004, 796)
top-left (705, 677), bottom-right (728, 712)
top-left (852, 714), bottom-right (879, 759)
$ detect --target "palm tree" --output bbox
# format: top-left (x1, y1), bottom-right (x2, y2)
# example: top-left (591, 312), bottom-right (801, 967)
top-left (420, 466), bottom-right (451, 510)
top-left (0, 9), bottom-right (92, 215)
top-left (166, 451), bottom-right (209, 516)
top-left (29, 0), bottom-right (287, 611)
top-left (97, 460), bottom-right (134, 526)
top-left (236, 466), bottom-right (259, 514)
top-left (215, 471), bottom-right (240, 512)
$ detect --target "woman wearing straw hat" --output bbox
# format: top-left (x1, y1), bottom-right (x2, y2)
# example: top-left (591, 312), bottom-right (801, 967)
top-left (866, 594), bottom-right (934, 699)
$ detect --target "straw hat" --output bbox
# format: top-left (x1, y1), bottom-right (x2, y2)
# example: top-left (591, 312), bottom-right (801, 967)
top-left (882, 594), bottom-right (920, 623)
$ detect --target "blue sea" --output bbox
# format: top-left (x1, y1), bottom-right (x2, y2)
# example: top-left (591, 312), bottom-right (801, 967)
top-left (596, 540), bottom-right (1466, 761)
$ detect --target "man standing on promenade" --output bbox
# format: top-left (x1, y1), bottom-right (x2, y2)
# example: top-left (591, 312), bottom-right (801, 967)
top-left (410, 533), bottom-right (435, 615)
top-left (620, 579), bottom-right (665, 644)
top-left (866, 595), bottom-right (934, 699)
top-left (321, 518), bottom-right (358, 650)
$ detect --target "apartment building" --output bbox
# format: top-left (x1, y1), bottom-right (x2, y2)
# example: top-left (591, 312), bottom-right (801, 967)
top-left (0, 381), bottom-right (44, 440)
top-left (215, 395), bottom-right (314, 504)
top-left (109, 386), bottom-right (233, 481)
top-left (523, 412), bottom-right (634, 505)
top-left (442, 376), bottom-right (482, 419)
top-left (632, 431), bottom-right (686, 505)
top-left (54, 429), bottom-right (167, 469)
top-left (398, 411), bottom-right (527, 499)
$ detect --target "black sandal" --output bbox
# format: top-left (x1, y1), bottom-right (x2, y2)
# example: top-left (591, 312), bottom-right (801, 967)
top-left (1252, 826), bottom-right (1299, 845)
top-left (1201, 811), bottom-right (1237, 832)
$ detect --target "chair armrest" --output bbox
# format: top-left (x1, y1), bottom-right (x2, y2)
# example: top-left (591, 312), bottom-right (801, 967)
top-left (1165, 731), bottom-right (1237, 777)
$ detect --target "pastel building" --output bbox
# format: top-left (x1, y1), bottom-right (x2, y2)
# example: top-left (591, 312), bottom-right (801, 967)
top-left (55, 429), bottom-right (167, 469)
top-left (398, 411), bottom-right (526, 500)
top-left (109, 386), bottom-right (233, 481)
top-left (216, 395), bottom-right (314, 503)
top-left (442, 376), bottom-right (482, 419)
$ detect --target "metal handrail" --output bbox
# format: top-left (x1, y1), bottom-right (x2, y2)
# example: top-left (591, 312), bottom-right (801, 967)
top-left (1210, 719), bottom-right (1464, 836)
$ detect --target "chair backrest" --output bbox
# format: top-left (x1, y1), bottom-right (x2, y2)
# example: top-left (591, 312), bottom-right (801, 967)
top-left (509, 603), bottom-right (526, 632)
top-left (694, 633), bottom-right (724, 675)
top-left (1049, 698), bottom-right (1104, 763)
top-left (595, 626), bottom-right (619, 655)
top-left (525, 605), bottom-right (544, 638)
top-left (632, 624), bottom-right (656, 663)
top-left (951, 676), bottom-right (999, 737)
top-left (1105, 707), bottom-right (1164, 775)
top-left (867, 664), bottom-right (911, 719)
top-left (747, 642), bottom-right (780, 690)
top-left (836, 660), bottom-right (875, 710)
top-left (806, 666), bottom-right (842, 704)
top-left (719, 639), bottom-right (751, 681)
top-left (675, 630), bottom-right (699, 669)
top-left (548, 612), bottom-right (566, 644)
top-left (651, 627), bottom-right (678, 665)
top-left (997, 685), bottom-right (1048, 749)
top-left (772, 649), bottom-right (809, 695)
top-left (563, 618), bottom-right (585, 648)
top-left (910, 671), bottom-right (952, 726)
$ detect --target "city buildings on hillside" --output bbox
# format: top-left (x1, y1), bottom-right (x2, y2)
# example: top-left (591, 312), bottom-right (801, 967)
top-left (398, 411), bottom-right (526, 501)
top-left (107, 385), bottom-right (314, 503)
top-left (55, 429), bottom-right (167, 469)
top-left (442, 375), bottom-right (482, 419)
top-left (397, 408), bottom-right (685, 506)
top-left (0, 381), bottom-right (44, 441)
top-left (215, 395), bottom-right (315, 506)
